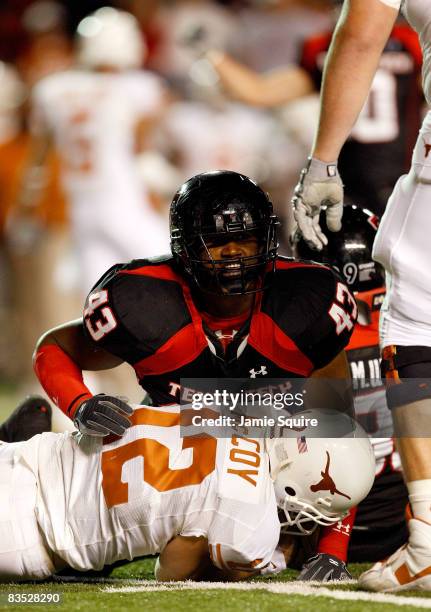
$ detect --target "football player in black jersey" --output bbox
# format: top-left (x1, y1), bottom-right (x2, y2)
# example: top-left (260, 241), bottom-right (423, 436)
top-left (33, 170), bottom-right (357, 436)
top-left (28, 170), bottom-right (361, 581)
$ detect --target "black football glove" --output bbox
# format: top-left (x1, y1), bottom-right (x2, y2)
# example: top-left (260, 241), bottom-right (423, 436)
top-left (74, 394), bottom-right (133, 437)
top-left (297, 553), bottom-right (352, 582)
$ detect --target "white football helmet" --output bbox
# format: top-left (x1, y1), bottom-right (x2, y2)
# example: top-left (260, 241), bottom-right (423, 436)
top-left (76, 7), bottom-right (147, 70)
top-left (266, 411), bottom-right (375, 535)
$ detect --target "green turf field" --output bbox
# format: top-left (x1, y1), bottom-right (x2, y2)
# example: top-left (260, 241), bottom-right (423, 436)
top-left (1, 559), bottom-right (431, 611)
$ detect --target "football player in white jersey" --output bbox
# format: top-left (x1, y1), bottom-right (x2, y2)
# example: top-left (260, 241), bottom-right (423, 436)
top-left (16, 7), bottom-right (170, 294)
top-left (291, 0), bottom-right (431, 592)
top-left (0, 404), bottom-right (374, 582)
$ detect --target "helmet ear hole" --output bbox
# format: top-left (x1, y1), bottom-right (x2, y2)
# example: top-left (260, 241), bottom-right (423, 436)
top-left (285, 486), bottom-right (296, 496)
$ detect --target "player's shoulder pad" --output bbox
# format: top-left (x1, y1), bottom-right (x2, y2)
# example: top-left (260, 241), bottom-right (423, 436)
top-left (268, 255), bottom-right (341, 306)
top-left (83, 255), bottom-right (192, 361)
top-left (32, 69), bottom-right (85, 101)
top-left (263, 256), bottom-right (357, 368)
top-left (89, 254), bottom-right (176, 292)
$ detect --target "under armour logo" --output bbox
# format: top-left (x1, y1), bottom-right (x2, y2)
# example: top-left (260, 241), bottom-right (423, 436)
top-left (334, 521), bottom-right (351, 536)
top-left (424, 139), bottom-right (431, 158)
top-left (249, 365), bottom-right (268, 378)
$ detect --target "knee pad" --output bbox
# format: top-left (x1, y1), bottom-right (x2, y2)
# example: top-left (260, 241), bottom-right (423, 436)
top-left (381, 345), bottom-right (431, 410)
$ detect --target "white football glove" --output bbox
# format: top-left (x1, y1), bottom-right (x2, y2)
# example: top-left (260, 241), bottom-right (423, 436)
top-left (292, 156), bottom-right (344, 251)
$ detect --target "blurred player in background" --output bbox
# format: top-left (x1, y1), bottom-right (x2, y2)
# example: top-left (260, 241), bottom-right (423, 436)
top-left (207, 9), bottom-right (422, 218)
top-left (300, 16), bottom-right (422, 217)
top-left (6, 6), bottom-right (173, 408)
top-left (295, 205), bottom-right (408, 574)
top-left (0, 58), bottom-right (79, 395)
top-left (0, 399), bottom-right (374, 581)
top-left (13, 6), bottom-right (170, 296)
top-left (291, 0), bottom-right (431, 593)
top-left (148, 0), bottom-right (237, 89)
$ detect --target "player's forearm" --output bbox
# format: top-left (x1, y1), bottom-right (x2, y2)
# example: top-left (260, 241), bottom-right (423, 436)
top-left (312, 0), bottom-right (398, 162)
top-left (317, 507), bottom-right (357, 561)
top-left (33, 320), bottom-right (123, 417)
top-left (33, 343), bottom-right (92, 418)
top-left (155, 536), bottom-right (209, 581)
top-left (208, 51), bottom-right (313, 108)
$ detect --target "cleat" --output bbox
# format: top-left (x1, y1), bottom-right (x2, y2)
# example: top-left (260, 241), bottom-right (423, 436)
top-left (359, 518), bottom-right (431, 592)
top-left (0, 395), bottom-right (52, 442)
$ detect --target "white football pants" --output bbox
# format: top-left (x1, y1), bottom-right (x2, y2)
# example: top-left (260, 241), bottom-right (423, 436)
top-left (0, 442), bottom-right (54, 581)
top-left (373, 109), bottom-right (431, 348)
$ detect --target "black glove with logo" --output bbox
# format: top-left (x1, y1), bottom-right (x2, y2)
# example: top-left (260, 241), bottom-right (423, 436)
top-left (73, 394), bottom-right (133, 437)
top-left (297, 553), bottom-right (352, 582)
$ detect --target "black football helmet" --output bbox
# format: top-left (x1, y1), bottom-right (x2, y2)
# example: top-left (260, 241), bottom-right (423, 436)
top-left (170, 170), bottom-right (279, 295)
top-left (294, 205), bottom-right (385, 293)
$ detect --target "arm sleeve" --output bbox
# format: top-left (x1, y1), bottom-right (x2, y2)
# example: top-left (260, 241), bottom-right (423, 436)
top-left (317, 507), bottom-right (357, 562)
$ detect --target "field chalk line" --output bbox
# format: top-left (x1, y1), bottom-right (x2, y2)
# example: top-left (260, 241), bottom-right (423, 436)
top-left (103, 579), bottom-right (431, 608)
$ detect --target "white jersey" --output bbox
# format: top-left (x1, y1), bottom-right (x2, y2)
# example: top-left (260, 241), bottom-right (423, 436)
top-left (379, 0), bottom-right (431, 104)
top-left (17, 406), bottom-right (279, 574)
top-left (372, 0), bottom-right (431, 345)
top-left (31, 69), bottom-right (170, 291)
top-left (160, 100), bottom-right (292, 185)
top-left (32, 69), bottom-right (164, 197)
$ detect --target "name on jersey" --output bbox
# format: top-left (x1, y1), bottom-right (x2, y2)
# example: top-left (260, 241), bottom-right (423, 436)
top-left (225, 436), bottom-right (262, 487)
top-left (350, 357), bottom-right (383, 391)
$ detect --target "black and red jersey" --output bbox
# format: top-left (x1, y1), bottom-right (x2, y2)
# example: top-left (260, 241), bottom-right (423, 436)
top-left (83, 255), bottom-right (356, 406)
top-left (301, 23), bottom-right (422, 216)
top-left (345, 288), bottom-right (408, 536)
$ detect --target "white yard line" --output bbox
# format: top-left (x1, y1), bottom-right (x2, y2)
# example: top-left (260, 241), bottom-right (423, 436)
top-left (103, 580), bottom-right (431, 608)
